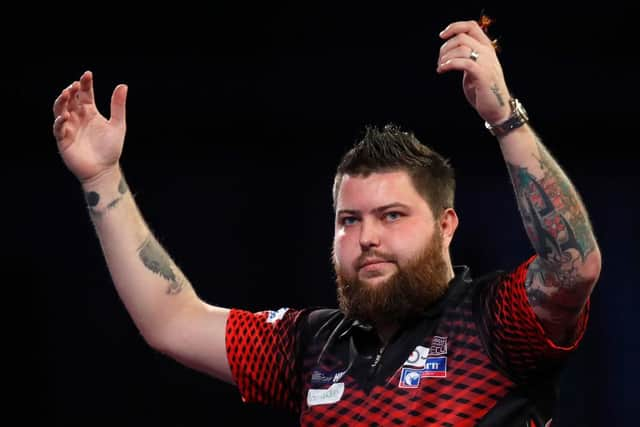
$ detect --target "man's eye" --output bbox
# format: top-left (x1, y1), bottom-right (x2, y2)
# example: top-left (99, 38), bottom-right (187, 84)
top-left (384, 212), bottom-right (402, 221)
top-left (341, 217), bottom-right (358, 226)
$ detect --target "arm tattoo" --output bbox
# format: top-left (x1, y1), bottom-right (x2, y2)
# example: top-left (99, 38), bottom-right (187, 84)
top-left (490, 83), bottom-right (505, 107)
top-left (118, 177), bottom-right (129, 195)
top-left (85, 191), bottom-right (100, 207)
top-left (507, 142), bottom-right (597, 293)
top-left (86, 177), bottom-right (129, 219)
top-left (137, 236), bottom-right (186, 295)
top-left (525, 258), bottom-right (585, 317)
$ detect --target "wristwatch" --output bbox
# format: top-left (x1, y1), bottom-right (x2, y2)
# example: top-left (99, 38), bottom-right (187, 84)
top-left (484, 98), bottom-right (529, 137)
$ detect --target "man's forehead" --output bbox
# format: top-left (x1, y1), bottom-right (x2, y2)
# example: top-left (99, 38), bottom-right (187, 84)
top-left (336, 171), bottom-right (421, 209)
top-left (339, 170), bottom-right (413, 191)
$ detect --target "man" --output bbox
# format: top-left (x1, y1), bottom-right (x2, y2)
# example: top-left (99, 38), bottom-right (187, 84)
top-left (52, 20), bottom-right (600, 426)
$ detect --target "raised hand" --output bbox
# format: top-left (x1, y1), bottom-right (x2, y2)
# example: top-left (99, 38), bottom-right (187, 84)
top-left (437, 20), bottom-right (511, 125)
top-left (52, 71), bottom-right (128, 183)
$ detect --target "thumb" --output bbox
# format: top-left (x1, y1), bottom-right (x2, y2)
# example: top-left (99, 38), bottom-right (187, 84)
top-left (110, 84), bottom-right (128, 127)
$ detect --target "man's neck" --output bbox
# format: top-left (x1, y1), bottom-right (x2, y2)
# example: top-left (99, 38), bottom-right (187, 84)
top-left (375, 321), bottom-right (400, 346)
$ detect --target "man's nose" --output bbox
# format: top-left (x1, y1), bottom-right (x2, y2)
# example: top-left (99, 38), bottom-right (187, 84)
top-left (359, 218), bottom-right (381, 250)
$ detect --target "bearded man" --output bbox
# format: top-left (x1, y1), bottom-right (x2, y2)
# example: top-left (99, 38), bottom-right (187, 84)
top-left (52, 19), bottom-right (600, 426)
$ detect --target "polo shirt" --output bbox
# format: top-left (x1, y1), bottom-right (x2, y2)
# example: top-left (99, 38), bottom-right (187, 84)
top-left (225, 256), bottom-right (588, 426)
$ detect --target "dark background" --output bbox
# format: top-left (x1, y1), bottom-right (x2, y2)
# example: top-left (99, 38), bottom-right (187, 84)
top-left (11, 3), bottom-right (639, 426)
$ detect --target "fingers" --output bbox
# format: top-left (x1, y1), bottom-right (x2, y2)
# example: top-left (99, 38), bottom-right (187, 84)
top-left (437, 21), bottom-right (497, 74)
top-left (109, 84), bottom-right (128, 127)
top-left (439, 20), bottom-right (494, 47)
top-left (52, 87), bottom-right (70, 118)
top-left (52, 112), bottom-right (67, 139)
top-left (53, 71), bottom-right (94, 117)
top-left (79, 70), bottom-right (95, 104)
top-left (52, 111), bottom-right (72, 147)
top-left (66, 80), bottom-right (83, 113)
top-left (69, 71), bottom-right (96, 110)
top-left (52, 71), bottom-right (93, 145)
top-left (438, 33), bottom-right (484, 64)
top-left (436, 57), bottom-right (477, 75)
top-left (52, 81), bottom-right (76, 143)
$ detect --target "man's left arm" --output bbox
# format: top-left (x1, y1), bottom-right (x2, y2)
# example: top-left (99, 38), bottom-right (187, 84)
top-left (498, 125), bottom-right (601, 345)
top-left (437, 19), bottom-right (602, 346)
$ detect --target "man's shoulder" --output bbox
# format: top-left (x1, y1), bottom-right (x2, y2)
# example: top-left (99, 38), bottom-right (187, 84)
top-left (302, 307), bottom-right (344, 332)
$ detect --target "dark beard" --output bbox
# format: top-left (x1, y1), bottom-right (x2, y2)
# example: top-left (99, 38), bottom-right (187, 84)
top-left (334, 230), bottom-right (451, 326)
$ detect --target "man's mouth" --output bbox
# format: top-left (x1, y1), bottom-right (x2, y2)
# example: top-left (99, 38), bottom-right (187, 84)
top-left (359, 258), bottom-right (391, 269)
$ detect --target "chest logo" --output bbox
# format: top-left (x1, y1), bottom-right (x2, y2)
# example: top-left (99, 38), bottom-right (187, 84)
top-left (399, 368), bottom-right (423, 388)
top-left (404, 345), bottom-right (430, 368)
top-left (429, 336), bottom-right (448, 356)
top-left (311, 369), bottom-right (347, 386)
top-left (399, 357), bottom-right (448, 388)
top-left (422, 356), bottom-right (447, 377)
top-left (307, 382), bottom-right (345, 406)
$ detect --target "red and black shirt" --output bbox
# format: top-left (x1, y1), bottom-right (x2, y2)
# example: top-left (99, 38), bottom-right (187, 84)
top-left (225, 256), bottom-right (589, 426)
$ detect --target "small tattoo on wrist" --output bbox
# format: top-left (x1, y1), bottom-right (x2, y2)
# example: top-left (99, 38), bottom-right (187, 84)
top-left (490, 84), bottom-right (505, 107)
top-left (118, 177), bottom-right (129, 195)
top-left (85, 191), bottom-right (100, 207)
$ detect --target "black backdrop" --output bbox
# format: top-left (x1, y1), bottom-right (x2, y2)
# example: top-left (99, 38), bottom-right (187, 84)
top-left (11, 3), bottom-right (639, 426)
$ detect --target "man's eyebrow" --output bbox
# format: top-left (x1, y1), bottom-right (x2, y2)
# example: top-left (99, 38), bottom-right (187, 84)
top-left (372, 203), bottom-right (411, 214)
top-left (336, 209), bottom-right (359, 216)
top-left (336, 203), bottom-right (411, 216)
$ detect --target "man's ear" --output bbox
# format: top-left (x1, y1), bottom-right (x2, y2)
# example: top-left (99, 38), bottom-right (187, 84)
top-left (440, 208), bottom-right (459, 247)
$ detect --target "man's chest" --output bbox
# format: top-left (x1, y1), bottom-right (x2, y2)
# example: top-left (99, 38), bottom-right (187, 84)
top-left (300, 325), bottom-right (514, 426)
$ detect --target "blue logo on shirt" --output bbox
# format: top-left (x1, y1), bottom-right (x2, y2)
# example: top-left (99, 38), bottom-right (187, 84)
top-left (399, 357), bottom-right (448, 388)
top-left (422, 356), bottom-right (447, 377)
top-left (399, 368), bottom-right (423, 388)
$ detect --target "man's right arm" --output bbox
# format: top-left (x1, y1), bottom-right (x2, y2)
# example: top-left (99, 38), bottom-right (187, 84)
top-left (53, 71), bottom-right (233, 384)
top-left (83, 166), bottom-right (233, 383)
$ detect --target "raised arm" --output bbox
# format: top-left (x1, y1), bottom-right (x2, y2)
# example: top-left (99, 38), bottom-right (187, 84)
top-left (437, 21), bottom-right (601, 345)
top-left (52, 71), bottom-right (233, 383)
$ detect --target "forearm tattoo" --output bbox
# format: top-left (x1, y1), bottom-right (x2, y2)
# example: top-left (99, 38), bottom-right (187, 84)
top-left (507, 143), bottom-right (596, 298)
top-left (137, 236), bottom-right (186, 295)
top-left (85, 177), bottom-right (129, 219)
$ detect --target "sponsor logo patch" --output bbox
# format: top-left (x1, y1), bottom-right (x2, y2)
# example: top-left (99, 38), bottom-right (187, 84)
top-left (306, 383), bottom-right (345, 406)
top-left (399, 368), bottom-right (423, 388)
top-left (429, 336), bottom-right (448, 356)
top-left (311, 369), bottom-right (347, 386)
top-left (422, 356), bottom-right (447, 377)
top-left (398, 357), bottom-right (448, 387)
top-left (404, 345), bottom-right (430, 368)
top-left (265, 307), bottom-right (289, 324)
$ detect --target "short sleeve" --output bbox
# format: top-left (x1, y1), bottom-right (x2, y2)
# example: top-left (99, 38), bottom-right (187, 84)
top-left (477, 255), bottom-right (590, 382)
top-left (225, 307), bottom-right (306, 411)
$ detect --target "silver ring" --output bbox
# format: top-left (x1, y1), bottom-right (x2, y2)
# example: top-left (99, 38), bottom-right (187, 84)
top-left (469, 49), bottom-right (479, 62)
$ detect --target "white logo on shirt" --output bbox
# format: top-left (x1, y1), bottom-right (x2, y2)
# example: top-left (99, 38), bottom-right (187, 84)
top-left (404, 345), bottom-right (430, 368)
top-left (306, 383), bottom-right (345, 406)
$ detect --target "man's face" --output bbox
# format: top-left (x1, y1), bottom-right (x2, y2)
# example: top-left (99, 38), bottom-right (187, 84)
top-left (332, 170), bottom-right (453, 324)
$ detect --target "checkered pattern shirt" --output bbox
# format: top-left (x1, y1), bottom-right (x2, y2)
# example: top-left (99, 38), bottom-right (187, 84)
top-left (225, 256), bottom-right (589, 426)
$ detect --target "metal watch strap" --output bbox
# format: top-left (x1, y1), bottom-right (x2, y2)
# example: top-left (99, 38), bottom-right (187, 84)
top-left (484, 98), bottom-right (529, 137)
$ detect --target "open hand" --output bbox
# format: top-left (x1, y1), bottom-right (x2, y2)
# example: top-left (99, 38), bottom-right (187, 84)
top-left (52, 71), bottom-right (128, 183)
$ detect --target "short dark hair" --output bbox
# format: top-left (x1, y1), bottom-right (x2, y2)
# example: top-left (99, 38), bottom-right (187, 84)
top-left (333, 124), bottom-right (455, 217)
